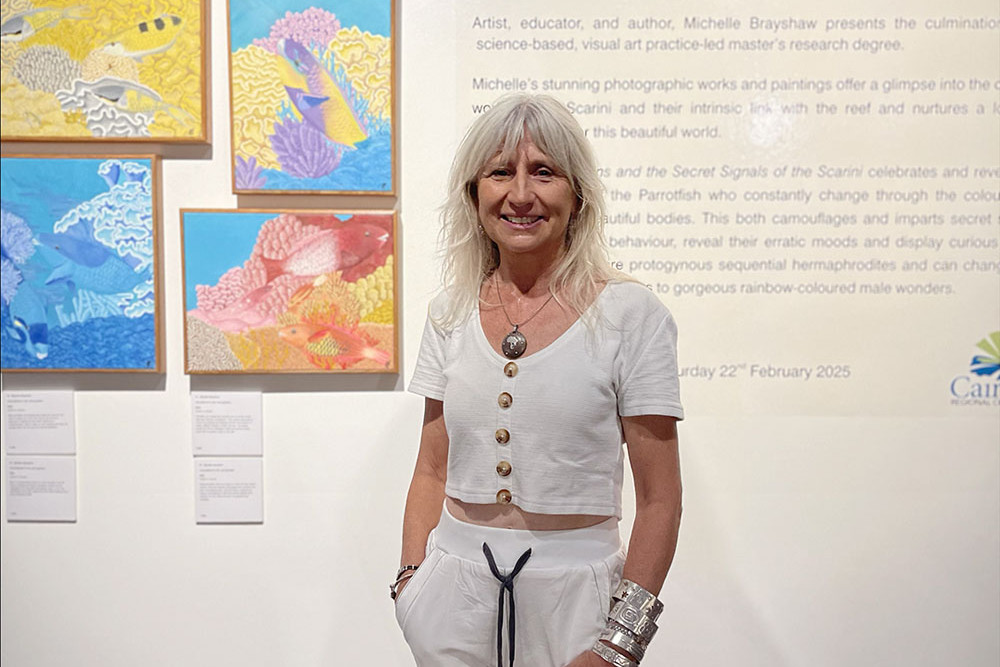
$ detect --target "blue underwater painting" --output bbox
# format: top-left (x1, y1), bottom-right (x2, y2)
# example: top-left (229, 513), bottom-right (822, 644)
top-left (1, 156), bottom-right (160, 371)
top-left (229, 1), bottom-right (394, 194)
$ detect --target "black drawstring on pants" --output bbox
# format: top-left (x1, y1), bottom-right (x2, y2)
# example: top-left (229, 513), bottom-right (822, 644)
top-left (482, 543), bottom-right (532, 667)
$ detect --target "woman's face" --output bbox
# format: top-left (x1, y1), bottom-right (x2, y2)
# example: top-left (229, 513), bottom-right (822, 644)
top-left (476, 135), bottom-right (576, 264)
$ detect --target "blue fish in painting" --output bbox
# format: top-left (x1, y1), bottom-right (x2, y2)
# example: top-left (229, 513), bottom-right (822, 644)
top-left (45, 252), bottom-right (144, 294)
top-left (37, 218), bottom-right (114, 268)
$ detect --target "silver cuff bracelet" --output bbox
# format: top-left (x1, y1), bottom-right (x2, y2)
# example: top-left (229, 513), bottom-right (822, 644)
top-left (609, 600), bottom-right (659, 644)
top-left (592, 641), bottom-right (639, 667)
top-left (600, 627), bottom-right (647, 662)
top-left (612, 579), bottom-right (664, 621)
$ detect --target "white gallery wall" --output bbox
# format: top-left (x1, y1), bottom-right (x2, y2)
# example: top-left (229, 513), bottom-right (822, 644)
top-left (2, 1), bottom-right (998, 666)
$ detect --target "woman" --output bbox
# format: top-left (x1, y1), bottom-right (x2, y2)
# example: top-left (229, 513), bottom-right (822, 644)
top-left (395, 94), bottom-right (684, 667)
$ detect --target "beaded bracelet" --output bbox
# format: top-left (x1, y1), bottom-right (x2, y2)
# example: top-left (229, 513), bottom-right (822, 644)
top-left (389, 564), bottom-right (420, 600)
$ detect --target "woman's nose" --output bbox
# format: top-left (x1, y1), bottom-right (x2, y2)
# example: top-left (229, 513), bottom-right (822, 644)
top-left (507, 172), bottom-right (533, 206)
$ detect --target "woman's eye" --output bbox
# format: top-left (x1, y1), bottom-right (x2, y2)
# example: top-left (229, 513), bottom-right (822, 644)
top-left (489, 168), bottom-right (512, 179)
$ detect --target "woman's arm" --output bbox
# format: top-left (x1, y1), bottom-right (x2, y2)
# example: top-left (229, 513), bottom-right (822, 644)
top-left (566, 414), bottom-right (681, 666)
top-left (620, 413), bottom-right (682, 595)
top-left (398, 398), bottom-right (450, 576)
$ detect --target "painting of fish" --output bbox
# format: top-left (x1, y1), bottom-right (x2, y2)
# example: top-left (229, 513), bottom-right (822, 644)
top-left (0, 155), bottom-right (162, 372)
top-left (228, 1), bottom-right (395, 194)
top-left (1, 0), bottom-right (207, 142)
top-left (181, 209), bottom-right (397, 374)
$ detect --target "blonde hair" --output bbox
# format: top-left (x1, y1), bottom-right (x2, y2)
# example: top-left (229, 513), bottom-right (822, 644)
top-left (435, 94), bottom-right (616, 329)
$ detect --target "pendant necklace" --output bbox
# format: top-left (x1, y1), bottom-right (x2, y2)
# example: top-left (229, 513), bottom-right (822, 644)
top-left (494, 276), bottom-right (555, 359)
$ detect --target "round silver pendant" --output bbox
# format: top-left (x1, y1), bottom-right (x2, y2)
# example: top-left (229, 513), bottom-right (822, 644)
top-left (501, 329), bottom-right (527, 359)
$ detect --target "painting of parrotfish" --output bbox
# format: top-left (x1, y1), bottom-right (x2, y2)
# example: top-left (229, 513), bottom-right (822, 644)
top-left (1, 2), bottom-right (205, 141)
top-left (277, 38), bottom-right (367, 149)
top-left (228, 3), bottom-right (392, 193)
top-left (182, 209), bottom-right (396, 373)
top-left (0, 156), bottom-right (160, 372)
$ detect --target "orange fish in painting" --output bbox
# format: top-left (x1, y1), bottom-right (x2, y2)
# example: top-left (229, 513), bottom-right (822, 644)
top-left (279, 320), bottom-right (390, 370)
top-left (260, 224), bottom-right (388, 284)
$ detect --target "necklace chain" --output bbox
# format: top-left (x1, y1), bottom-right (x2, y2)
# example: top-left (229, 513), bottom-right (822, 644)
top-left (494, 276), bottom-right (555, 329)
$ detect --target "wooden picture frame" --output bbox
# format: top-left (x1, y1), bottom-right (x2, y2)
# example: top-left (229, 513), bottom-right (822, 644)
top-left (1, 154), bottom-right (163, 372)
top-left (227, 0), bottom-right (394, 194)
top-left (1, 0), bottom-right (209, 142)
top-left (181, 208), bottom-right (397, 374)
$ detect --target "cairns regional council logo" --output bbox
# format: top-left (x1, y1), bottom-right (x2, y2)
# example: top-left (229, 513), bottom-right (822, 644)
top-left (950, 331), bottom-right (1000, 407)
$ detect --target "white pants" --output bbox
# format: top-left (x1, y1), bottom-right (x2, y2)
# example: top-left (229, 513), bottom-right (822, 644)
top-left (395, 505), bottom-right (625, 667)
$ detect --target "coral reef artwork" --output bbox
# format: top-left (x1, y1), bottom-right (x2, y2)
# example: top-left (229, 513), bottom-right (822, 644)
top-left (229, 1), bottom-right (393, 193)
top-left (0, 156), bottom-right (161, 371)
top-left (182, 209), bottom-right (396, 374)
top-left (1, 0), bottom-right (206, 141)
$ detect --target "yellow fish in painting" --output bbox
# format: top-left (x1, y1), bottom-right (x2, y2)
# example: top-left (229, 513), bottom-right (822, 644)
top-left (1, 5), bottom-right (88, 42)
top-left (279, 320), bottom-right (390, 370)
top-left (100, 14), bottom-right (183, 59)
top-left (277, 38), bottom-right (368, 148)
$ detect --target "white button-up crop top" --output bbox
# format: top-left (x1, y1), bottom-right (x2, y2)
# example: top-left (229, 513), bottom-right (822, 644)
top-left (408, 281), bottom-right (684, 519)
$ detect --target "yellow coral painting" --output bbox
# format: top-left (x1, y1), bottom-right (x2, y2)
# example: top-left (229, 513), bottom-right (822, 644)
top-left (1, 0), bottom-right (207, 141)
top-left (181, 209), bottom-right (397, 374)
top-left (229, 1), bottom-right (394, 193)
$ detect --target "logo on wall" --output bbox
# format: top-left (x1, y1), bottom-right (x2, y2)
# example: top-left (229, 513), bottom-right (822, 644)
top-left (950, 331), bottom-right (1000, 407)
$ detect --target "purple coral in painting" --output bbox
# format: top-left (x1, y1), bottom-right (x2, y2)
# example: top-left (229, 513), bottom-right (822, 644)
top-left (253, 8), bottom-right (342, 53)
top-left (269, 118), bottom-right (343, 179)
top-left (1, 210), bottom-right (34, 305)
top-left (1, 259), bottom-right (21, 304)
top-left (235, 155), bottom-right (267, 189)
top-left (1, 210), bottom-right (36, 264)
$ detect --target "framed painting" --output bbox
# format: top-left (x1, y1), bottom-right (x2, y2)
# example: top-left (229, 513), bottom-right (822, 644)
top-left (181, 209), bottom-right (397, 374)
top-left (228, 0), bottom-right (394, 194)
top-left (0, 155), bottom-right (162, 372)
top-left (1, 0), bottom-right (208, 142)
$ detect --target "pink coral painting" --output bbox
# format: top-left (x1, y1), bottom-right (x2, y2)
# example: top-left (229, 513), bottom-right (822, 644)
top-left (181, 209), bottom-right (396, 374)
top-left (229, 2), bottom-right (394, 193)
